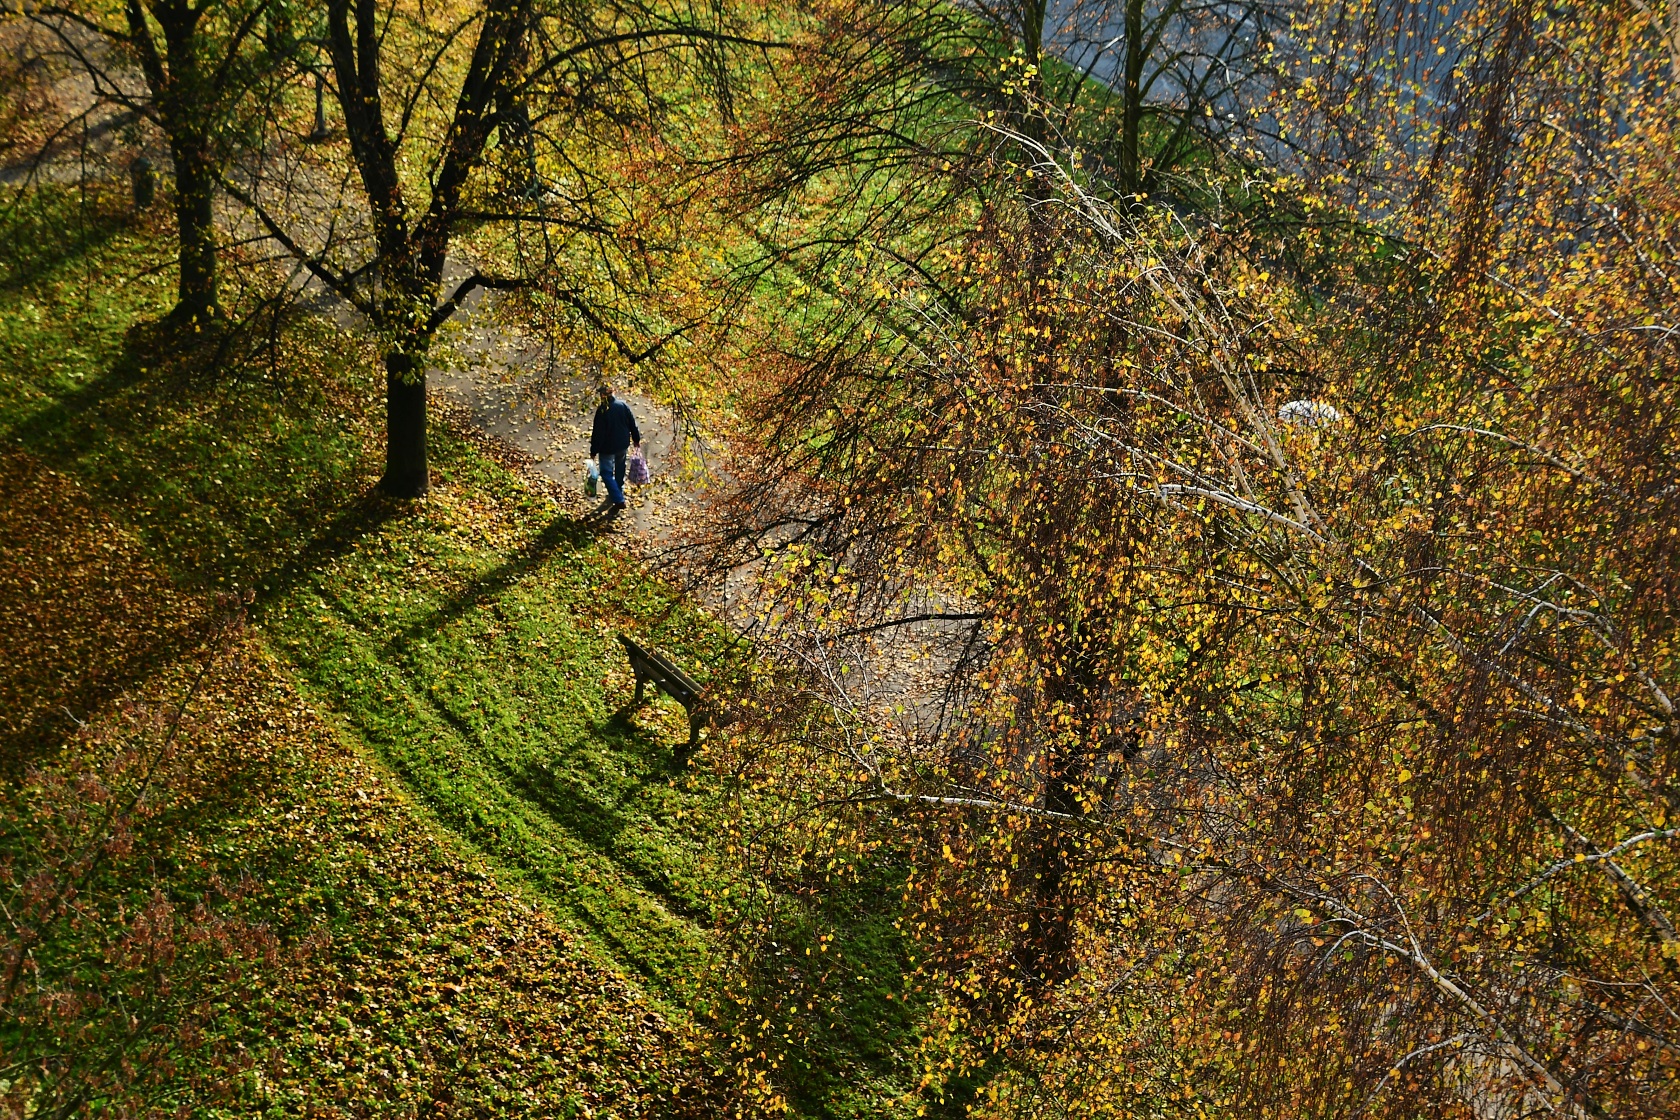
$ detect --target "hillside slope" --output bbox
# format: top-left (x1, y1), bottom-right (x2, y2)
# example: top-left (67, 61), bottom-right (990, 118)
top-left (0, 195), bottom-right (766, 1118)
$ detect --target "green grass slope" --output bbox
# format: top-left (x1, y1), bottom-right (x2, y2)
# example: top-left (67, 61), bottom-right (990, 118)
top-left (0, 192), bottom-right (917, 1118)
top-left (0, 193), bottom-right (758, 1112)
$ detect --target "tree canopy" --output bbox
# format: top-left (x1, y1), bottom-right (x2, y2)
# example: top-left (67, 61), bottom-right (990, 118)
top-left (3, 0), bottom-right (1676, 1113)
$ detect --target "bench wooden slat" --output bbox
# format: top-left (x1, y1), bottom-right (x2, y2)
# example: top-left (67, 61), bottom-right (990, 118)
top-left (645, 648), bottom-right (701, 695)
top-left (617, 634), bottom-right (709, 751)
top-left (622, 643), bottom-right (699, 703)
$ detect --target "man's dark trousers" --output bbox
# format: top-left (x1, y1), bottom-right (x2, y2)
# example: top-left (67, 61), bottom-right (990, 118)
top-left (599, 451), bottom-right (628, 505)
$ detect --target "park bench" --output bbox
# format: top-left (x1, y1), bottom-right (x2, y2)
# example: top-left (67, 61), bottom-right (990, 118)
top-left (617, 634), bottom-right (711, 752)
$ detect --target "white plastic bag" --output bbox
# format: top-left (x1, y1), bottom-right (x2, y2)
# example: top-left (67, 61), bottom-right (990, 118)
top-left (585, 460), bottom-right (600, 497)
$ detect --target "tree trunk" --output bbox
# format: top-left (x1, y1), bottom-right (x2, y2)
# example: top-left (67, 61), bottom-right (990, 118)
top-left (1024, 754), bottom-right (1081, 987)
top-left (381, 352), bottom-right (429, 497)
top-left (150, 0), bottom-right (217, 325)
top-left (1013, 0), bottom-right (1049, 146)
top-left (169, 133), bottom-right (218, 323)
top-left (496, 93), bottom-right (538, 196)
top-left (1121, 0), bottom-right (1145, 198)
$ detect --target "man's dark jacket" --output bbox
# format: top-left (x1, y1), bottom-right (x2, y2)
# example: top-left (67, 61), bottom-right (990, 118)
top-left (589, 396), bottom-right (641, 457)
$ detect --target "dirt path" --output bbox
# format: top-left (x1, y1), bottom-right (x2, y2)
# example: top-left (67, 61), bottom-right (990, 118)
top-left (426, 285), bottom-right (977, 740)
top-left (425, 259), bottom-right (713, 548)
top-left (0, 22), bottom-right (710, 554)
top-left (4, 53), bottom-right (970, 739)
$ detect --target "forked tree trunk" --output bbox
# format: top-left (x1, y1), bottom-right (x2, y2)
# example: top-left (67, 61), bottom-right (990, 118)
top-left (133, 0), bottom-right (220, 324)
top-left (381, 351), bottom-right (429, 497)
top-left (323, 0), bottom-right (536, 499)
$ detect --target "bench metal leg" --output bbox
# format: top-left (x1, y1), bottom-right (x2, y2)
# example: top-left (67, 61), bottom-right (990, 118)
top-left (633, 673), bottom-right (645, 706)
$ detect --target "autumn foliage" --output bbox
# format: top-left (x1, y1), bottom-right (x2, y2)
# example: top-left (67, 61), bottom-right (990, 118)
top-left (682, 2), bottom-right (1680, 1115)
top-left (5, 0), bottom-right (1680, 1113)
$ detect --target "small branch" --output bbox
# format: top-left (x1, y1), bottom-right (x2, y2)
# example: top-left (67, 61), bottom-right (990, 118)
top-left (214, 173), bottom-right (373, 319)
top-left (857, 786), bottom-right (1087, 825)
top-left (828, 612), bottom-right (985, 640)
top-left (426, 271), bottom-right (530, 333)
top-left (1155, 483), bottom-right (1329, 545)
top-left (1475, 826), bottom-right (1680, 925)
top-left (551, 289), bottom-right (690, 365)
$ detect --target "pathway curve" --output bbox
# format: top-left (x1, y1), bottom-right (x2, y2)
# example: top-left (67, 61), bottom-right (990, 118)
top-left (425, 259), bottom-right (713, 548)
top-left (2, 56), bottom-right (971, 738)
top-left (426, 264), bottom-right (978, 743)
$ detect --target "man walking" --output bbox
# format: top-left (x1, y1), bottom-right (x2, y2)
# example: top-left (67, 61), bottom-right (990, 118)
top-left (589, 383), bottom-right (641, 511)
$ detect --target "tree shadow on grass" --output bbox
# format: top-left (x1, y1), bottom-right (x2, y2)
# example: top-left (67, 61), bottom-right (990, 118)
top-left (0, 448), bottom-right (210, 774)
top-left (249, 488), bottom-right (403, 612)
top-left (405, 678), bottom-right (678, 894)
top-left (400, 668), bottom-right (709, 925)
top-left (0, 316), bottom-right (406, 769)
top-left (0, 194), bottom-right (130, 295)
top-left (383, 508), bottom-right (592, 659)
top-left (1, 317), bottom-right (151, 451)
top-left (364, 670), bottom-right (713, 987)
top-left (5, 309), bottom-right (398, 580)
top-left (507, 715), bottom-right (713, 927)
top-left (0, 315), bottom-right (232, 771)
